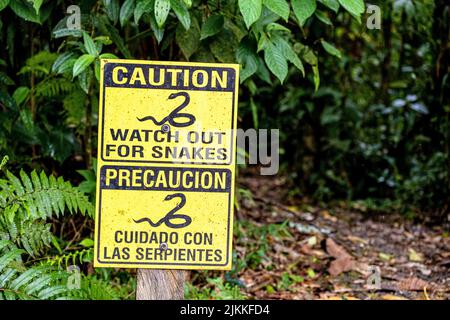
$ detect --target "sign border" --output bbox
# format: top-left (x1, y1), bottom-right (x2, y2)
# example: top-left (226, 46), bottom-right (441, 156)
top-left (99, 60), bottom-right (238, 166)
top-left (95, 165), bottom-right (232, 268)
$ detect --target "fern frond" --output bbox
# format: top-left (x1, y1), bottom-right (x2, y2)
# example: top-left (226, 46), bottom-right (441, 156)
top-left (0, 170), bottom-right (93, 257)
top-left (77, 276), bottom-right (122, 300)
top-left (0, 248), bottom-right (24, 274)
top-left (47, 248), bottom-right (93, 268)
top-left (0, 264), bottom-right (73, 300)
top-left (0, 168), bottom-right (99, 300)
top-left (17, 222), bottom-right (52, 257)
top-left (63, 89), bottom-right (86, 128)
top-left (0, 72), bottom-right (14, 86)
top-left (18, 51), bottom-right (58, 77)
top-left (35, 77), bottom-right (76, 98)
top-left (1, 169), bottom-right (94, 219)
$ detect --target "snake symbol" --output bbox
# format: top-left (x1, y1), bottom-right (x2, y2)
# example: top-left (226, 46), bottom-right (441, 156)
top-left (133, 193), bottom-right (192, 229)
top-left (136, 92), bottom-right (196, 128)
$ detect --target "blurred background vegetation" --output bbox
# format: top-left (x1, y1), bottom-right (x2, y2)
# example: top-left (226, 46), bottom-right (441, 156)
top-left (0, 0), bottom-right (448, 299)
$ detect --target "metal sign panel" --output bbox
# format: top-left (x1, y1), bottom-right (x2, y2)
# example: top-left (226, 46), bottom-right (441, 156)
top-left (94, 59), bottom-right (239, 270)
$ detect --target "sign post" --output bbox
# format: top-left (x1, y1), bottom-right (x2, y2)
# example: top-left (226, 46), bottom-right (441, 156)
top-left (94, 59), bottom-right (239, 299)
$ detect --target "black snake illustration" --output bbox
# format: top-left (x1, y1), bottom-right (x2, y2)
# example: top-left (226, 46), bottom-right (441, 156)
top-left (133, 193), bottom-right (192, 229)
top-left (136, 92), bottom-right (196, 128)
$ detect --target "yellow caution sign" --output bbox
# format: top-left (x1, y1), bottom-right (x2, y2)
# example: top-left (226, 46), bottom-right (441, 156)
top-left (94, 59), bottom-right (239, 270)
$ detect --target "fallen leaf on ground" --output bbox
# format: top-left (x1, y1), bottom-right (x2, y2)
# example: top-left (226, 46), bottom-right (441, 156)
top-left (379, 252), bottom-right (393, 261)
top-left (326, 238), bottom-right (353, 260)
top-left (346, 235), bottom-right (368, 245)
top-left (408, 248), bottom-right (424, 262)
top-left (299, 244), bottom-right (326, 257)
top-left (320, 210), bottom-right (338, 222)
top-left (329, 258), bottom-right (357, 276)
top-left (381, 294), bottom-right (409, 300)
top-left (397, 277), bottom-right (430, 291)
top-left (307, 236), bottom-right (317, 246)
top-left (326, 238), bottom-right (358, 276)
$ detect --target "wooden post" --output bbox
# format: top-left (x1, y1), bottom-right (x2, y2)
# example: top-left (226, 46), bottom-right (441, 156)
top-left (136, 269), bottom-right (185, 300)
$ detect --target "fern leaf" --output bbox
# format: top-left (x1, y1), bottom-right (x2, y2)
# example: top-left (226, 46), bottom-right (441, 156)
top-left (0, 268), bottom-right (17, 287)
top-left (9, 265), bottom-right (50, 290)
top-left (19, 170), bottom-right (33, 193)
top-left (35, 77), bottom-right (75, 98)
top-left (0, 239), bottom-right (10, 251)
top-left (25, 271), bottom-right (64, 296)
top-left (6, 171), bottom-right (24, 197)
top-left (38, 285), bottom-right (69, 299)
top-left (0, 249), bottom-right (24, 273)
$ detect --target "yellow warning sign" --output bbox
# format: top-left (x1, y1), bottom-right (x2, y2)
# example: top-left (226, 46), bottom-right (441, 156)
top-left (94, 59), bottom-right (239, 270)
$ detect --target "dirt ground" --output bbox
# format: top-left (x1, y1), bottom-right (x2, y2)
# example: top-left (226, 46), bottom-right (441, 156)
top-left (234, 170), bottom-right (450, 300)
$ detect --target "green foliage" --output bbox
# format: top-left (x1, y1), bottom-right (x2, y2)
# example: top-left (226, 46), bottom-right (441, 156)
top-left (276, 272), bottom-right (304, 291)
top-left (0, 158), bottom-right (95, 299)
top-left (246, 0), bottom-right (449, 213)
top-left (292, 0), bottom-right (317, 26)
top-left (234, 220), bottom-right (292, 269)
top-left (0, 0), bottom-right (366, 168)
top-left (338, 0), bottom-right (365, 22)
top-left (0, 0), bottom-right (448, 301)
top-left (185, 277), bottom-right (245, 300)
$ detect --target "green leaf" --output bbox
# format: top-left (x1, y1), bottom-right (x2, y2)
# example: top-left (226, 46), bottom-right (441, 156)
top-left (181, 0), bottom-right (191, 8)
top-left (78, 68), bottom-right (91, 93)
top-left (292, 0), bottom-right (317, 26)
top-left (149, 12), bottom-right (164, 43)
top-left (264, 41), bottom-right (287, 83)
top-left (273, 36), bottom-right (305, 76)
top-left (53, 28), bottom-right (83, 38)
top-left (318, 0), bottom-right (339, 13)
top-left (250, 97), bottom-right (259, 129)
top-left (83, 32), bottom-right (98, 56)
top-left (301, 45), bottom-right (318, 66)
top-left (103, 0), bottom-right (120, 24)
top-left (94, 36), bottom-right (113, 45)
top-left (80, 238), bottom-right (95, 247)
top-left (175, 16), bottom-right (200, 58)
top-left (239, 0), bottom-right (263, 29)
top-left (99, 53), bottom-right (119, 59)
top-left (72, 54), bottom-right (95, 78)
top-left (313, 64), bottom-right (320, 91)
top-left (38, 285), bottom-right (68, 300)
top-left (236, 38), bottom-right (259, 82)
top-left (94, 59), bottom-right (100, 81)
top-left (134, 0), bottom-right (154, 24)
top-left (10, 0), bottom-right (41, 24)
top-left (154, 0), bottom-right (171, 28)
top-left (315, 10), bottom-right (332, 25)
top-left (210, 29), bottom-right (239, 63)
top-left (200, 14), bottom-right (224, 40)
top-left (263, 0), bottom-right (290, 21)
top-left (0, 0), bottom-right (9, 12)
top-left (97, 16), bottom-right (132, 58)
top-left (321, 39), bottom-right (341, 58)
top-left (30, 0), bottom-right (43, 14)
top-left (266, 22), bottom-right (290, 32)
top-left (6, 170), bottom-right (25, 196)
top-left (257, 32), bottom-right (269, 52)
top-left (0, 240), bottom-right (10, 252)
top-left (0, 249), bottom-right (23, 273)
top-left (12, 87), bottom-right (30, 105)
top-left (52, 52), bottom-right (76, 74)
top-left (170, 0), bottom-right (190, 30)
top-left (120, 0), bottom-right (135, 27)
top-left (338, 0), bottom-right (365, 23)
